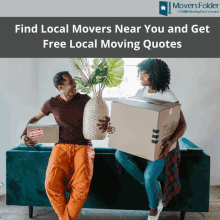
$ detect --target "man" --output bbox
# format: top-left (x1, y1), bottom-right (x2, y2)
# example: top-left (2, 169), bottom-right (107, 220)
top-left (98, 59), bottom-right (187, 220)
top-left (21, 71), bottom-right (94, 220)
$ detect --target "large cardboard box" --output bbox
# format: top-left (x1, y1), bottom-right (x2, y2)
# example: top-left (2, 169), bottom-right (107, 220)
top-left (27, 124), bottom-right (59, 143)
top-left (109, 97), bottom-right (181, 161)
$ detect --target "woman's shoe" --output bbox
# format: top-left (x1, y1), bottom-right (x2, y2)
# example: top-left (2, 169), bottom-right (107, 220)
top-left (147, 198), bottom-right (163, 220)
top-left (156, 200), bottom-right (163, 219)
top-left (147, 214), bottom-right (157, 220)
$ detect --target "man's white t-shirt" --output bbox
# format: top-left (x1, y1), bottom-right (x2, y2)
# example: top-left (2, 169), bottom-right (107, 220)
top-left (135, 86), bottom-right (178, 103)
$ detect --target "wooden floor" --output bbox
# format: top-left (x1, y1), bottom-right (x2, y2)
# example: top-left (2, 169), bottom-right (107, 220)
top-left (0, 186), bottom-right (219, 220)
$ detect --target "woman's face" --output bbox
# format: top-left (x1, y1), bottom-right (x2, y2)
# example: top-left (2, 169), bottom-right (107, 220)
top-left (140, 71), bottom-right (151, 87)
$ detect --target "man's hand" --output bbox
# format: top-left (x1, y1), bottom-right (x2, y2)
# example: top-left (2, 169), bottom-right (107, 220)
top-left (97, 116), bottom-right (115, 134)
top-left (158, 139), bottom-right (173, 159)
top-left (22, 135), bottom-right (37, 146)
top-left (97, 116), bottom-right (110, 133)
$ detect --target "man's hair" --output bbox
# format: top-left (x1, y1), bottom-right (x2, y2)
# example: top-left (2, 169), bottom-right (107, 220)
top-left (53, 71), bottom-right (70, 90)
top-left (137, 58), bottom-right (170, 93)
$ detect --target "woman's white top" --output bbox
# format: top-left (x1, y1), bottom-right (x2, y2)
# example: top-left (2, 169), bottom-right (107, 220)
top-left (135, 86), bottom-right (178, 103)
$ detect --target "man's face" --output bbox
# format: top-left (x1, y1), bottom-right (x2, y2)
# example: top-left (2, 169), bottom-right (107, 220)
top-left (140, 71), bottom-right (151, 87)
top-left (60, 74), bottom-right (77, 96)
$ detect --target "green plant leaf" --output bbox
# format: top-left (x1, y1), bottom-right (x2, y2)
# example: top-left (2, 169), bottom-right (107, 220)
top-left (81, 87), bottom-right (92, 94)
top-left (104, 58), bottom-right (124, 87)
top-left (75, 58), bottom-right (124, 93)
top-left (91, 58), bottom-right (102, 70)
top-left (92, 59), bottom-right (108, 84)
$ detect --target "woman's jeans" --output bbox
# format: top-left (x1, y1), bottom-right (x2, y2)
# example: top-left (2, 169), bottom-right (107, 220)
top-left (115, 150), bottom-right (165, 209)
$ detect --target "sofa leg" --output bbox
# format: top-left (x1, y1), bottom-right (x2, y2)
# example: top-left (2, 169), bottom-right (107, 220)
top-left (180, 211), bottom-right (185, 220)
top-left (29, 206), bottom-right (33, 218)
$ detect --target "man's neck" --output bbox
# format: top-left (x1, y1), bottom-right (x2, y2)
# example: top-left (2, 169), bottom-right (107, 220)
top-left (60, 93), bottom-right (75, 102)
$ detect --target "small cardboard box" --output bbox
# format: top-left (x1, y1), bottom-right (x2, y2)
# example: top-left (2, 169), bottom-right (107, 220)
top-left (27, 124), bottom-right (59, 143)
top-left (109, 97), bottom-right (181, 161)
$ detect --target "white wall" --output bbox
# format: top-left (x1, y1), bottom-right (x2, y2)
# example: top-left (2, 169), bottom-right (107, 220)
top-left (0, 58), bottom-right (219, 189)
top-left (0, 58), bottom-right (39, 186)
top-left (165, 58), bottom-right (220, 185)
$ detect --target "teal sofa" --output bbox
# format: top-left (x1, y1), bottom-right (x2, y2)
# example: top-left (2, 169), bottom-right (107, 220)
top-left (6, 138), bottom-right (210, 220)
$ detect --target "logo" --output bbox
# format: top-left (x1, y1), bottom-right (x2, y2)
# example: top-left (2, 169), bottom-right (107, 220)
top-left (159, 1), bottom-right (219, 15)
top-left (159, 1), bottom-right (172, 16)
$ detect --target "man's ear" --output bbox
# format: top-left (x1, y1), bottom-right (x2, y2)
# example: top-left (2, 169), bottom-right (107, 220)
top-left (58, 84), bottom-right (63, 91)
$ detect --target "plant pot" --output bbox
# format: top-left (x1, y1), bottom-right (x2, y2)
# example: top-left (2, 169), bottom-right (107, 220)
top-left (83, 91), bottom-right (109, 140)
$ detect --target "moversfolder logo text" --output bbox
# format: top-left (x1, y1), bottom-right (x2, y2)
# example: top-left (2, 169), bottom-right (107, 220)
top-left (173, 2), bottom-right (219, 9)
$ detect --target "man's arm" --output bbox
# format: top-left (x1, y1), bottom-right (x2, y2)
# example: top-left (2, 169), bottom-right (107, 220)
top-left (21, 110), bottom-right (45, 146)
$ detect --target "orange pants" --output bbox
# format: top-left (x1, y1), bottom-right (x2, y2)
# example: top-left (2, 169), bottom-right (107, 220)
top-left (45, 144), bottom-right (95, 220)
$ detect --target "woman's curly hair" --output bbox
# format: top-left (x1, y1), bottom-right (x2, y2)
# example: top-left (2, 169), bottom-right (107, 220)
top-left (137, 58), bottom-right (170, 93)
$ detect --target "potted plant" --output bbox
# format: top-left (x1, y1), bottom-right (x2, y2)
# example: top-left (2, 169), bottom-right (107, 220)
top-left (70, 58), bottom-right (124, 140)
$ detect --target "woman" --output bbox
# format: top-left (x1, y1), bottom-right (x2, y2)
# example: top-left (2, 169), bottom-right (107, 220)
top-left (98, 58), bottom-right (187, 220)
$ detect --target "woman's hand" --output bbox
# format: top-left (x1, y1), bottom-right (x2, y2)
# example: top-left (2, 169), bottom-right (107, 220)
top-left (97, 116), bottom-right (115, 134)
top-left (158, 139), bottom-right (173, 159)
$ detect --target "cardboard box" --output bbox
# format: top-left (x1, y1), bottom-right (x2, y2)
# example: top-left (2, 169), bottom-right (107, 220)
top-left (27, 124), bottom-right (59, 143)
top-left (109, 97), bottom-right (181, 161)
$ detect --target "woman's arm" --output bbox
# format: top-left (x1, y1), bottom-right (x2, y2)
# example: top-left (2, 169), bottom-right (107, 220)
top-left (169, 110), bottom-right (187, 144)
top-left (159, 109), bottom-right (187, 158)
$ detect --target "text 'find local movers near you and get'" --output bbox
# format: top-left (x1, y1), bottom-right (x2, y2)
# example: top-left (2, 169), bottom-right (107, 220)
top-left (15, 24), bottom-right (211, 51)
